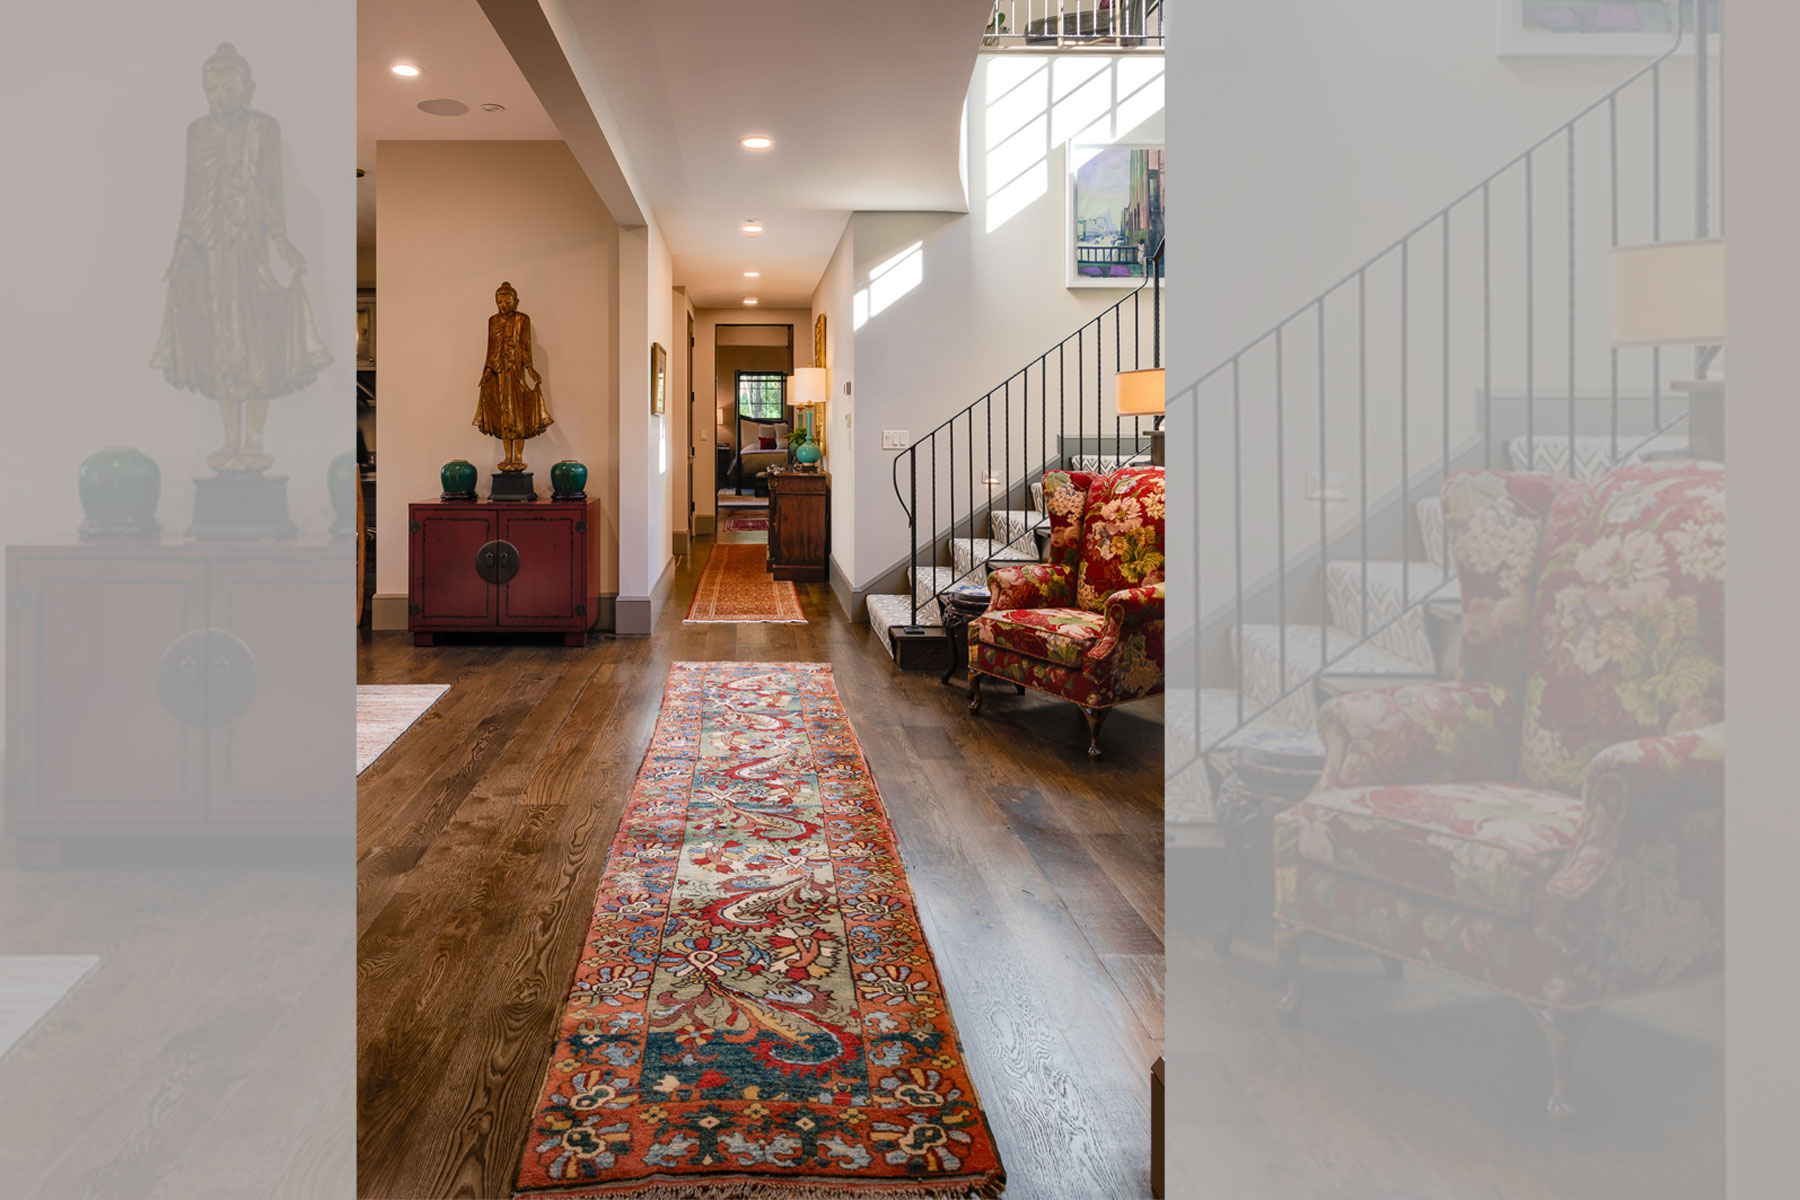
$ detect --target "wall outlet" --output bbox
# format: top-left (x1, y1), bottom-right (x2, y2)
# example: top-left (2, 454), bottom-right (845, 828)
top-left (882, 430), bottom-right (909, 450)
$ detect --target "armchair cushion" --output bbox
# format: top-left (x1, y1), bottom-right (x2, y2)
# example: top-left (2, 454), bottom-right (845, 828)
top-left (1040, 471), bottom-right (1097, 567)
top-left (1444, 470), bottom-right (1567, 690)
top-left (1315, 681), bottom-right (1518, 792)
top-left (974, 607), bottom-right (1106, 667)
top-left (986, 562), bottom-right (1074, 610)
top-left (1283, 782), bottom-right (1584, 919)
top-left (1519, 462), bottom-right (1725, 793)
top-left (1075, 467), bottom-right (1167, 611)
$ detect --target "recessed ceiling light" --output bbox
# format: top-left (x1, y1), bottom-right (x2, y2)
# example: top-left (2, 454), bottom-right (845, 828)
top-left (480, 102), bottom-right (506, 113)
top-left (391, 63), bottom-right (421, 77)
top-left (740, 136), bottom-right (774, 150)
top-left (742, 222), bottom-right (764, 235)
top-left (743, 298), bottom-right (759, 306)
top-left (743, 271), bottom-right (761, 278)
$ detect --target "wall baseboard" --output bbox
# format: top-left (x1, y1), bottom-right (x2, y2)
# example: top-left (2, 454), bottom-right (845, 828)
top-left (371, 593), bottom-right (409, 630)
top-left (616, 556), bottom-right (679, 636)
top-left (694, 514), bottom-right (716, 535)
top-left (673, 530), bottom-right (691, 555)
top-left (828, 556), bottom-right (869, 623)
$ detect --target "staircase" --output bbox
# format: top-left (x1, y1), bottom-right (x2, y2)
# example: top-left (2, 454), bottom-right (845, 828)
top-left (1167, 8), bottom-right (1723, 827)
top-left (875, 264), bottom-right (1162, 665)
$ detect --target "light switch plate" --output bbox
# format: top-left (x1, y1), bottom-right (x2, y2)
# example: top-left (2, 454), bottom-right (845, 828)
top-left (882, 430), bottom-right (909, 450)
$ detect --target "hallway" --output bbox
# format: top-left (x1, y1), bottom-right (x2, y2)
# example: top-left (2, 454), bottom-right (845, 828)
top-left (355, 536), bottom-right (1166, 1199)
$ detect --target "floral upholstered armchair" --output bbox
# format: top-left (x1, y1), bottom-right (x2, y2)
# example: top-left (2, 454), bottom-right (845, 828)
top-left (1272, 461), bottom-right (1725, 1116)
top-left (967, 467), bottom-right (1165, 758)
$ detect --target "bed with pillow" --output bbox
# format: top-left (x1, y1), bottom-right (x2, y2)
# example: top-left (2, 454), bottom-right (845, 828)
top-left (726, 422), bottom-right (790, 493)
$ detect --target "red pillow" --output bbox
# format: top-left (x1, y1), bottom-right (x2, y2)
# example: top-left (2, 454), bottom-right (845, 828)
top-left (758, 435), bottom-right (776, 450)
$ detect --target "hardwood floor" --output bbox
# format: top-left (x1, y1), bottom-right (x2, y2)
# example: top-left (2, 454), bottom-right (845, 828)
top-left (355, 533), bottom-right (1166, 1200)
top-left (1165, 848), bottom-right (1724, 1199)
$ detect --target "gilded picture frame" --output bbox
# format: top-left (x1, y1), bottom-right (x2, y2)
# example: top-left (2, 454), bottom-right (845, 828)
top-left (650, 341), bottom-right (668, 415)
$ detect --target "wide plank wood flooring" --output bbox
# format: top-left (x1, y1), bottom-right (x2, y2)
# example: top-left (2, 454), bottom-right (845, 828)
top-left (355, 534), bottom-right (1166, 1199)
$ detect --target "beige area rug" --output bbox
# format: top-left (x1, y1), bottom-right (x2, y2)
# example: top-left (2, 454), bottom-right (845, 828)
top-left (0, 955), bottom-right (99, 1059)
top-left (357, 684), bottom-right (451, 775)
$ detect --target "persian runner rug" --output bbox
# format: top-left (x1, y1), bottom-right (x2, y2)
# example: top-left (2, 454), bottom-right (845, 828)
top-left (720, 513), bottom-right (769, 533)
top-left (0, 955), bottom-right (99, 1060)
top-left (685, 544), bottom-right (806, 625)
top-left (513, 662), bottom-right (1005, 1199)
top-left (355, 684), bottom-right (450, 774)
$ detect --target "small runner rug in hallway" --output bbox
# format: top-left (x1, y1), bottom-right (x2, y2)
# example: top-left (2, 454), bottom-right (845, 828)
top-left (685, 543), bottom-right (806, 624)
top-left (513, 662), bottom-right (1005, 1199)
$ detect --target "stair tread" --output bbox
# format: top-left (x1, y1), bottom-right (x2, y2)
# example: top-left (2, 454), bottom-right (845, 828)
top-left (1235, 623), bottom-right (1438, 677)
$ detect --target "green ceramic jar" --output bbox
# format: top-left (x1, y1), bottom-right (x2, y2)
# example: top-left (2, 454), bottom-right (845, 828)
top-left (794, 439), bottom-right (823, 467)
top-left (78, 446), bottom-right (161, 538)
top-left (441, 459), bottom-right (478, 499)
top-left (550, 460), bottom-right (588, 499)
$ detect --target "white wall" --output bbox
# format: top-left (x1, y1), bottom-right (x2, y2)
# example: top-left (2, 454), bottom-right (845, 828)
top-left (847, 53), bottom-right (1166, 591)
top-left (614, 220), bottom-right (678, 629)
top-left (375, 140), bottom-right (620, 603)
top-left (812, 221), bottom-right (857, 590)
top-left (1166, 2), bottom-right (1717, 641)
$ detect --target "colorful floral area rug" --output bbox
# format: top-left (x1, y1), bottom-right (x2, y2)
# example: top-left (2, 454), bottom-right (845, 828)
top-left (514, 663), bottom-right (1005, 1199)
top-left (685, 544), bottom-right (806, 625)
top-left (720, 514), bottom-right (769, 533)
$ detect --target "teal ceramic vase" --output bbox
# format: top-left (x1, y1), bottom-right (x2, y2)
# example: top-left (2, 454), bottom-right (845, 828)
top-left (794, 438), bottom-right (823, 468)
top-left (550, 460), bottom-right (588, 500)
top-left (441, 459), bottom-right (478, 500)
top-left (328, 452), bottom-right (360, 539)
top-left (78, 446), bottom-right (161, 539)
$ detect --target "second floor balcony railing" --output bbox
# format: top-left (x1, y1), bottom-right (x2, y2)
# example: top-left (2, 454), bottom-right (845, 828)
top-left (984, 1), bottom-right (1165, 51)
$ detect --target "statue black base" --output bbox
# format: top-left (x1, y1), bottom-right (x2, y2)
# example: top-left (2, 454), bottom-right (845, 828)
top-left (489, 471), bottom-right (538, 502)
top-left (187, 472), bottom-right (298, 541)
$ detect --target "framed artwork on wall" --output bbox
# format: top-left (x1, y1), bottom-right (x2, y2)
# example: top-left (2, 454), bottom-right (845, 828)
top-left (651, 341), bottom-right (667, 415)
top-left (1496, 1), bottom-right (1718, 57)
top-left (356, 288), bottom-right (376, 368)
top-left (1066, 142), bottom-right (1166, 289)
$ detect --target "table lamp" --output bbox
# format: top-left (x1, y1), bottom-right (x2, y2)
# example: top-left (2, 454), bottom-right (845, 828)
top-left (1116, 368), bottom-right (1166, 465)
top-left (790, 366), bottom-right (827, 468)
top-left (1611, 238), bottom-right (1725, 460)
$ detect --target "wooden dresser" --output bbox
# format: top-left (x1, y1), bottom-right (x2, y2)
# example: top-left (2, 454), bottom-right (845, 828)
top-left (408, 497), bottom-right (601, 645)
top-left (766, 470), bottom-right (830, 582)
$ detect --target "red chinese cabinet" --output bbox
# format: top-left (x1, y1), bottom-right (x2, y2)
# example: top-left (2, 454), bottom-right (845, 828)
top-left (407, 498), bottom-right (600, 645)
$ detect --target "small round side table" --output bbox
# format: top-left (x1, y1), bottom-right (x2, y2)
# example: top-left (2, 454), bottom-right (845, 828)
top-left (939, 583), bottom-right (992, 684)
top-left (1211, 729), bottom-right (1324, 954)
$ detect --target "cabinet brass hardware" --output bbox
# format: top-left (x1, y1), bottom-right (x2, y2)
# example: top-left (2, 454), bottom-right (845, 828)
top-left (156, 629), bottom-right (258, 727)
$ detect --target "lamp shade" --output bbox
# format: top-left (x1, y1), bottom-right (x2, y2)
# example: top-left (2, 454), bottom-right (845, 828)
top-left (1611, 238), bottom-right (1725, 347)
top-left (790, 366), bottom-right (828, 408)
top-left (1115, 368), bottom-right (1165, 416)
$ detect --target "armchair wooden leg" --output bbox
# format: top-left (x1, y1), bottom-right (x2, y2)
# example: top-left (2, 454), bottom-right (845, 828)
top-left (967, 671), bottom-right (984, 714)
top-left (1527, 1004), bottom-right (1597, 1119)
top-left (1080, 705), bottom-right (1109, 759)
top-left (1274, 920), bottom-right (1306, 1023)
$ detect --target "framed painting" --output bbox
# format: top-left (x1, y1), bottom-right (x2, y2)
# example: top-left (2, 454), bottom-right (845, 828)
top-left (1496, 1), bottom-right (1718, 57)
top-left (1066, 142), bottom-right (1165, 288)
top-left (650, 341), bottom-right (667, 415)
top-left (356, 288), bottom-right (376, 368)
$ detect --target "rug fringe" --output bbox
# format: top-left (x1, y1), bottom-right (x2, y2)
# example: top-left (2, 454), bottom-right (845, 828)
top-left (515, 1173), bottom-right (1005, 1199)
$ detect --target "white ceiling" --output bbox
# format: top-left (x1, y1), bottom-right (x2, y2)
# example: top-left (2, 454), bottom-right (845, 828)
top-left (356, 0), bottom-right (562, 246)
top-left (560, 0), bottom-right (992, 307)
top-left (358, 0), bottom-right (991, 307)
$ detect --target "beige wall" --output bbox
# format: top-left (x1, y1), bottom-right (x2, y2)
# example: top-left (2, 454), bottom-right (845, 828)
top-left (374, 140), bottom-right (621, 600)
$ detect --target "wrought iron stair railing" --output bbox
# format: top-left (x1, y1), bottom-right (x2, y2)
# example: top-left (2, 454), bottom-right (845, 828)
top-left (891, 259), bottom-right (1163, 629)
top-left (1167, 2), bottom-right (1722, 781)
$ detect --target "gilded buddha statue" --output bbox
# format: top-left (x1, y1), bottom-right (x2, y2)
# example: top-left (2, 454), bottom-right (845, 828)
top-left (152, 43), bottom-right (330, 473)
top-left (472, 282), bottom-right (553, 472)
